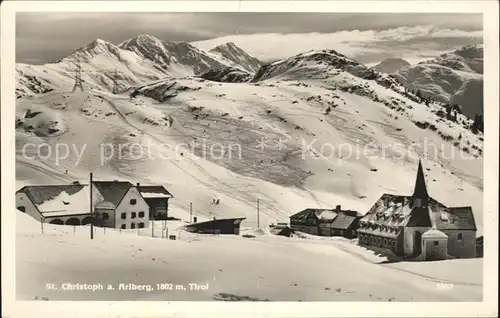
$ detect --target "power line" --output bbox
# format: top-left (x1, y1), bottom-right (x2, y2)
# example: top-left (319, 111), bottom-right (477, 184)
top-left (72, 62), bottom-right (84, 92)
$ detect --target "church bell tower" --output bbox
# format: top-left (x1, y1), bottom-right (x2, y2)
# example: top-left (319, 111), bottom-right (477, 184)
top-left (411, 160), bottom-right (429, 208)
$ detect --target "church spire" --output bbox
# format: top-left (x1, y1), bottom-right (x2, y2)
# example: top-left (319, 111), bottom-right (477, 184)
top-left (412, 160), bottom-right (429, 206)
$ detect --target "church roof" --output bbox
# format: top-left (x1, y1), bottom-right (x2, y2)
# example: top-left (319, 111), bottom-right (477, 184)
top-left (412, 160), bottom-right (429, 200)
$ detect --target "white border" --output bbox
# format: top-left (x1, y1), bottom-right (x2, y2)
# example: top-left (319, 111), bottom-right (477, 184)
top-left (1, 1), bottom-right (498, 317)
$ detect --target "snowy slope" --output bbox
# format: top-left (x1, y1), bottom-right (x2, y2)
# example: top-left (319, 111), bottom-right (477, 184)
top-left (15, 49), bottom-right (484, 233)
top-left (393, 45), bottom-right (483, 118)
top-left (16, 211), bottom-right (482, 301)
top-left (15, 41), bottom-right (485, 301)
top-left (209, 42), bottom-right (262, 73)
top-left (371, 58), bottom-right (410, 74)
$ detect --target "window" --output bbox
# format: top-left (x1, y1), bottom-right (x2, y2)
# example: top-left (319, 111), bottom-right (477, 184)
top-left (139, 211), bottom-right (145, 218)
top-left (121, 213), bottom-right (126, 219)
top-left (131, 212), bottom-right (136, 219)
top-left (121, 224), bottom-right (126, 229)
top-left (138, 222), bottom-right (145, 228)
top-left (457, 233), bottom-right (463, 240)
top-left (131, 223), bottom-right (135, 229)
top-left (130, 199), bottom-right (137, 205)
top-left (102, 213), bottom-right (109, 220)
top-left (17, 206), bottom-right (26, 212)
top-left (434, 241), bottom-right (439, 246)
top-left (340, 230), bottom-right (344, 236)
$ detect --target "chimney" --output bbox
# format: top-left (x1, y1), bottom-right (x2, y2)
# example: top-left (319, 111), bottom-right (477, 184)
top-left (336, 205), bottom-right (341, 213)
top-left (193, 216), bottom-right (198, 223)
top-left (136, 182), bottom-right (140, 187)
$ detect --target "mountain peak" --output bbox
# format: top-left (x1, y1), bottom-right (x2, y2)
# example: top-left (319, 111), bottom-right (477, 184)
top-left (208, 42), bottom-right (262, 73)
top-left (371, 57), bottom-right (410, 74)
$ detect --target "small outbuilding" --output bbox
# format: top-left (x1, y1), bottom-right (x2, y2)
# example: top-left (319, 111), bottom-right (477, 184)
top-left (420, 227), bottom-right (448, 261)
top-left (184, 217), bottom-right (246, 235)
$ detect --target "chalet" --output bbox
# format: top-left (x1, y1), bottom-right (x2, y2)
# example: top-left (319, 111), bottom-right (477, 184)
top-left (92, 181), bottom-right (150, 230)
top-left (357, 160), bottom-right (477, 260)
top-left (290, 208), bottom-right (337, 235)
top-left (16, 183), bottom-right (93, 225)
top-left (330, 213), bottom-right (361, 239)
top-left (136, 183), bottom-right (173, 220)
top-left (184, 217), bottom-right (246, 235)
top-left (290, 205), bottom-right (361, 237)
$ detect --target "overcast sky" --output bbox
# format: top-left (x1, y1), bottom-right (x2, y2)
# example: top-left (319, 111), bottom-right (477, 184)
top-left (16, 12), bottom-right (482, 65)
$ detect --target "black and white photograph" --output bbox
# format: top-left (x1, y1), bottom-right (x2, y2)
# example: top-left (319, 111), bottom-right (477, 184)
top-left (1, 1), bottom-right (498, 317)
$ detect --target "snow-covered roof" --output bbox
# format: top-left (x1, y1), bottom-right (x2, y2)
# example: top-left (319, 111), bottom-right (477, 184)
top-left (422, 228), bottom-right (448, 239)
top-left (17, 184), bottom-right (91, 216)
top-left (137, 185), bottom-right (173, 199)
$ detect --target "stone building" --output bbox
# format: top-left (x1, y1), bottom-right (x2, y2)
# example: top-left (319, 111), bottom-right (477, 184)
top-left (357, 160), bottom-right (477, 260)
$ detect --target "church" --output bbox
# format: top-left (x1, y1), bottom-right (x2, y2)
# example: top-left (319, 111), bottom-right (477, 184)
top-left (357, 160), bottom-right (477, 261)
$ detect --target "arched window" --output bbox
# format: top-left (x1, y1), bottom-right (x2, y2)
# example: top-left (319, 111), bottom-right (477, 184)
top-left (102, 213), bottom-right (109, 220)
top-left (121, 224), bottom-right (126, 229)
top-left (457, 233), bottom-right (463, 240)
top-left (131, 223), bottom-right (135, 229)
top-left (138, 222), bottom-right (145, 228)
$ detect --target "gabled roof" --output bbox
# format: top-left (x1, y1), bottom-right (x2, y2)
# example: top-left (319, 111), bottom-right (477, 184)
top-left (92, 181), bottom-right (133, 208)
top-left (429, 200), bottom-right (477, 231)
top-left (331, 213), bottom-right (358, 230)
top-left (359, 194), bottom-right (416, 237)
top-left (17, 184), bottom-right (91, 217)
top-left (290, 208), bottom-right (337, 222)
top-left (137, 185), bottom-right (173, 198)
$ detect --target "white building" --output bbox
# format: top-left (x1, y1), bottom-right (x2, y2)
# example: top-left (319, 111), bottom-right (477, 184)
top-left (16, 180), bottom-right (150, 229)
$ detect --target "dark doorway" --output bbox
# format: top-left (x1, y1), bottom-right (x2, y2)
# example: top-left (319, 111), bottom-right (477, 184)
top-left (413, 231), bottom-right (422, 257)
top-left (66, 218), bottom-right (81, 226)
top-left (81, 217), bottom-right (93, 225)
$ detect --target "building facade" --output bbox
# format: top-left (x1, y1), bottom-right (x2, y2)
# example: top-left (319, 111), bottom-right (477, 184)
top-left (357, 160), bottom-right (477, 260)
top-left (16, 183), bottom-right (94, 225)
top-left (290, 206), bottom-right (361, 238)
top-left (92, 181), bottom-right (150, 229)
top-left (137, 184), bottom-right (173, 220)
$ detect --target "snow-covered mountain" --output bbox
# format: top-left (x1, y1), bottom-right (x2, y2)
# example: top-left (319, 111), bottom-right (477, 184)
top-left (199, 66), bottom-right (253, 83)
top-left (393, 45), bottom-right (483, 119)
top-left (15, 42), bottom-right (484, 233)
top-left (208, 42), bottom-right (262, 73)
top-left (371, 58), bottom-right (410, 74)
top-left (16, 36), bottom-right (261, 98)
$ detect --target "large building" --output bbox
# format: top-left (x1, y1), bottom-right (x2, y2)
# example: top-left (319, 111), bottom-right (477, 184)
top-left (357, 160), bottom-right (477, 260)
top-left (92, 181), bottom-right (150, 229)
top-left (290, 205), bottom-right (361, 238)
top-left (16, 183), bottom-right (93, 225)
top-left (16, 180), bottom-right (152, 230)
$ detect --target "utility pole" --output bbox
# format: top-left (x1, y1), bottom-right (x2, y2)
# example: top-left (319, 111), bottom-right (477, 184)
top-left (152, 216), bottom-right (155, 238)
top-left (90, 172), bottom-right (94, 240)
top-left (72, 62), bottom-right (84, 92)
top-left (190, 202), bottom-right (193, 223)
top-left (40, 218), bottom-right (44, 234)
top-left (257, 199), bottom-right (260, 228)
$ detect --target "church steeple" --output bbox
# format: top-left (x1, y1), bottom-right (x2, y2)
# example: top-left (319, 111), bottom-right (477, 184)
top-left (412, 160), bottom-right (429, 207)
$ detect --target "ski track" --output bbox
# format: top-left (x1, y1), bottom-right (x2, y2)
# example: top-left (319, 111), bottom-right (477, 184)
top-left (97, 93), bottom-right (289, 221)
